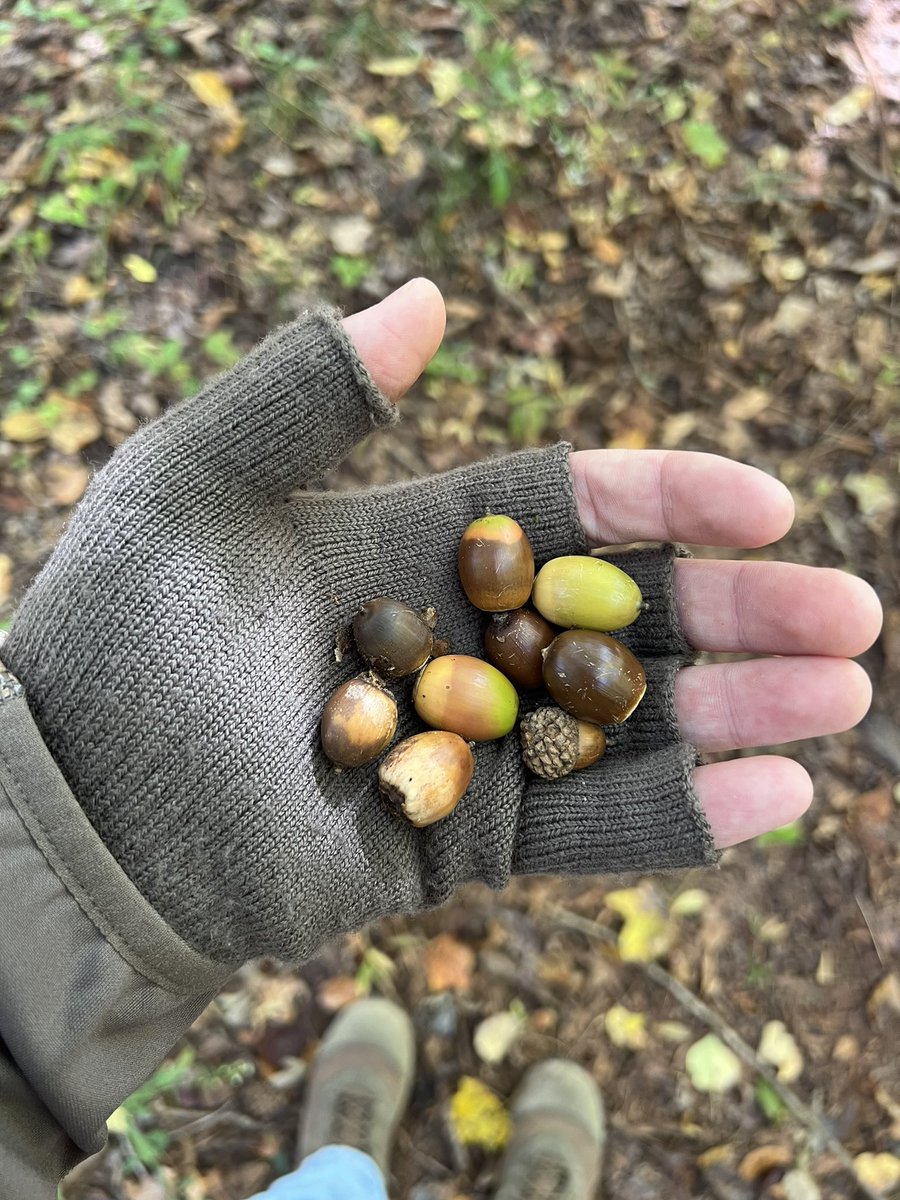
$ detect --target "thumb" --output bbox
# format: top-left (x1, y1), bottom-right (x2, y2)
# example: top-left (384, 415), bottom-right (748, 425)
top-left (343, 277), bottom-right (447, 400)
top-left (139, 280), bottom-right (447, 499)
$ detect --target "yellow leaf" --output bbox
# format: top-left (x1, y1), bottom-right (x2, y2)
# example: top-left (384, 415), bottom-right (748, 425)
top-left (823, 86), bottom-right (874, 127)
top-left (47, 397), bottom-right (102, 455)
top-left (75, 146), bottom-right (135, 186)
top-left (854, 1152), bottom-right (900, 1193)
top-left (670, 888), bottom-right (710, 917)
top-left (685, 1034), bottom-right (742, 1093)
top-left (604, 1004), bottom-right (648, 1050)
top-left (474, 1011), bottom-right (525, 1064)
top-left (107, 1106), bottom-right (130, 1135)
top-left (606, 884), bottom-right (678, 963)
top-left (186, 69), bottom-right (235, 110)
top-left (758, 1020), bottom-right (803, 1084)
top-left (429, 60), bottom-right (464, 106)
top-left (185, 70), bottom-right (245, 155)
top-left (449, 1077), bottom-right (512, 1151)
top-left (366, 56), bottom-right (421, 76)
top-left (607, 428), bottom-right (649, 451)
top-left (123, 254), bottom-right (157, 284)
top-left (0, 553), bottom-right (12, 605)
top-left (366, 113), bottom-right (410, 156)
top-left (2, 409), bottom-right (51, 443)
top-left (63, 274), bottom-right (104, 305)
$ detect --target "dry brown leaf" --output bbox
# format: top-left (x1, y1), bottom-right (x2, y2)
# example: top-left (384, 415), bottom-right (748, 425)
top-left (422, 933), bottom-right (475, 992)
top-left (0, 553), bottom-right (12, 605)
top-left (43, 458), bottom-right (90, 506)
top-left (48, 398), bottom-right (102, 455)
top-left (739, 1143), bottom-right (792, 1181)
top-left (316, 975), bottom-right (361, 1012)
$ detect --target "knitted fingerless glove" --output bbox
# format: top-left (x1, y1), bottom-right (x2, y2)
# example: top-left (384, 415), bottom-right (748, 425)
top-left (4, 310), bottom-right (716, 965)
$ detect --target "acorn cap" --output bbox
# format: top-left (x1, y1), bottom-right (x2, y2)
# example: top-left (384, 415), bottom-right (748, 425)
top-left (520, 706), bottom-right (580, 779)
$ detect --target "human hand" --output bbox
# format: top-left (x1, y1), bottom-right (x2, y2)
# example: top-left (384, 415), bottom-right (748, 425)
top-left (4, 281), bottom-right (881, 968)
top-left (349, 282), bottom-right (882, 848)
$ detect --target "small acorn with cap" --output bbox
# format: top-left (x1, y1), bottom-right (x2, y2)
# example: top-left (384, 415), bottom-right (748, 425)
top-left (520, 706), bottom-right (607, 779)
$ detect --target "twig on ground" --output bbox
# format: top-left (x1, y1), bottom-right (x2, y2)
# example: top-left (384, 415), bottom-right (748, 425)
top-left (547, 904), bottom-right (886, 1200)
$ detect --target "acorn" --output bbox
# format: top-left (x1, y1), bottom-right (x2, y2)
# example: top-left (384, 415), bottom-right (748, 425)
top-left (543, 629), bottom-right (646, 725)
top-left (458, 515), bottom-right (535, 612)
top-left (378, 731), bottom-right (475, 827)
top-left (320, 676), bottom-right (398, 767)
top-left (532, 556), bottom-right (642, 632)
top-left (484, 608), bottom-right (557, 690)
top-left (520, 707), bottom-right (607, 779)
top-left (413, 654), bottom-right (519, 741)
top-left (352, 597), bottom-right (434, 679)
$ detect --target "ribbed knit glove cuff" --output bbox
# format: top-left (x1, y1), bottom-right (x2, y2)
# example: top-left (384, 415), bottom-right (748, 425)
top-left (5, 309), bottom-right (716, 966)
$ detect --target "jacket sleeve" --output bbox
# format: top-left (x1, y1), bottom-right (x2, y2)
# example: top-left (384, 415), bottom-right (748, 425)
top-left (0, 678), bottom-right (238, 1200)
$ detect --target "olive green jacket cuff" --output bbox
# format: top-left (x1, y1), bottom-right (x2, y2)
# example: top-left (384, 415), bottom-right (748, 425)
top-left (0, 690), bottom-right (238, 1199)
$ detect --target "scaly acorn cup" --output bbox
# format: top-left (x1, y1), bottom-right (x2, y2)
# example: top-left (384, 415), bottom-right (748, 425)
top-left (352, 596), bottom-right (434, 679)
top-left (520, 706), bottom-right (607, 779)
top-left (483, 607), bottom-right (557, 690)
top-left (532, 555), bottom-right (643, 632)
top-left (378, 731), bottom-right (475, 827)
top-left (320, 676), bottom-right (398, 767)
top-left (543, 629), bottom-right (647, 725)
top-left (413, 654), bottom-right (519, 741)
top-left (458, 514), bottom-right (535, 612)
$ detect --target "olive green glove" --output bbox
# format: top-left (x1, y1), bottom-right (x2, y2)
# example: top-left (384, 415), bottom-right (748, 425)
top-left (4, 310), bottom-right (715, 965)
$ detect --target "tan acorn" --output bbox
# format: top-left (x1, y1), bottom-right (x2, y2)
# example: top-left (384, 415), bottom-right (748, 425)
top-left (520, 707), bottom-right (607, 779)
top-left (320, 676), bottom-right (398, 767)
top-left (378, 731), bottom-right (474, 827)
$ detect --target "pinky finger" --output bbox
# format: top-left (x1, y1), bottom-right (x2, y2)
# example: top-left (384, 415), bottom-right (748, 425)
top-left (695, 756), bottom-right (814, 848)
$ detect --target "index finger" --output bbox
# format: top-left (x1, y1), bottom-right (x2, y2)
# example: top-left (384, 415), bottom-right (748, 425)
top-left (570, 449), bottom-right (795, 548)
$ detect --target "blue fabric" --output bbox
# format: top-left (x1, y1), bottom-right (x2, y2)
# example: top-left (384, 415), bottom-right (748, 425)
top-left (251, 1145), bottom-right (389, 1200)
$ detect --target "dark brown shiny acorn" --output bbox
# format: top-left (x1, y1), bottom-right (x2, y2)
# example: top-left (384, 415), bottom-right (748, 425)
top-left (378, 731), bottom-right (475, 827)
top-left (352, 597), bottom-right (434, 680)
top-left (458, 515), bottom-right (535, 612)
top-left (543, 630), bottom-right (647, 725)
top-left (320, 676), bottom-right (398, 767)
top-left (520, 706), bottom-right (607, 779)
top-left (484, 608), bottom-right (557, 690)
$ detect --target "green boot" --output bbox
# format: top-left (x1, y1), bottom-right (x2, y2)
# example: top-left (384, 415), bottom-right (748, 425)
top-left (297, 997), bottom-right (415, 1175)
top-left (494, 1060), bottom-right (606, 1200)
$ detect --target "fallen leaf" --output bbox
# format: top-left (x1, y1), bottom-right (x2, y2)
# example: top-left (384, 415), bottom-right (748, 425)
top-left (329, 215), bottom-right (374, 256)
top-left (682, 118), bottom-right (729, 168)
top-left (366, 56), bottom-right (422, 76)
top-left (604, 1004), bottom-right (649, 1050)
top-left (2, 408), bottom-right (51, 443)
top-left (823, 86), bottom-right (874, 127)
top-left (449, 1077), bottom-right (511, 1151)
top-left (758, 1020), bottom-right (803, 1083)
top-left (428, 60), bottom-right (464, 106)
top-left (366, 113), bottom-right (410, 156)
top-left (63, 274), bottom-right (104, 305)
top-left (739, 1143), bottom-right (792, 1180)
top-left (316, 975), bottom-right (361, 1012)
top-left (868, 973), bottom-right (900, 1018)
top-left (670, 888), bottom-right (710, 917)
top-left (725, 388), bottom-right (775, 422)
top-left (0, 553), bottom-right (12, 604)
top-left (854, 1152), bottom-right (900, 1193)
top-left (844, 472), bottom-right (897, 527)
top-left (422, 934), bottom-right (475, 992)
top-left (248, 975), bottom-right (306, 1035)
top-left (75, 146), bottom-right (135, 185)
top-left (783, 1168), bottom-right (821, 1200)
top-left (474, 1010), bottom-right (525, 1064)
top-left (685, 1034), bottom-right (742, 1093)
top-left (605, 884), bottom-right (678, 963)
top-left (48, 397), bottom-right (102, 454)
top-left (123, 254), bottom-right (157, 284)
top-left (185, 69), bottom-right (246, 154)
top-left (655, 1020), bottom-right (692, 1043)
top-left (43, 458), bottom-right (90, 505)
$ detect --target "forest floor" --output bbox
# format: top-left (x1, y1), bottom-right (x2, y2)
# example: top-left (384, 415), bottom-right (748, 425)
top-left (1, 2), bottom-right (899, 1198)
